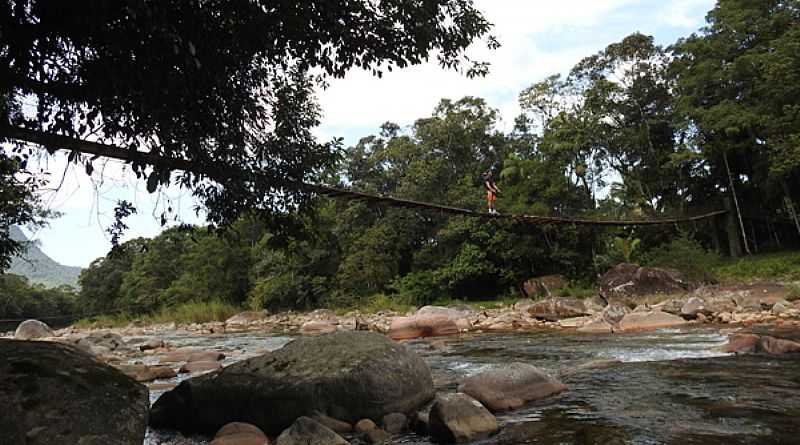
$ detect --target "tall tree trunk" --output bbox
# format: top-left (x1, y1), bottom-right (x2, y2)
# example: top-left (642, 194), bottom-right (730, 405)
top-left (781, 180), bottom-right (800, 237)
top-left (722, 151), bottom-right (750, 255)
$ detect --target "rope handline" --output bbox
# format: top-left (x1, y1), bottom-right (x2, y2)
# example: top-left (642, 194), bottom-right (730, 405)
top-left (309, 184), bottom-right (728, 226)
top-left (2, 125), bottom-right (728, 228)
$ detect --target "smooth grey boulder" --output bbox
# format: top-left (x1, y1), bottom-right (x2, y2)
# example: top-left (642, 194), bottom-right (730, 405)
top-left (0, 339), bottom-right (149, 445)
top-left (458, 362), bottom-right (566, 411)
top-left (526, 298), bottom-right (588, 321)
top-left (150, 331), bottom-right (434, 436)
top-left (428, 393), bottom-right (498, 444)
top-left (14, 319), bottom-right (54, 340)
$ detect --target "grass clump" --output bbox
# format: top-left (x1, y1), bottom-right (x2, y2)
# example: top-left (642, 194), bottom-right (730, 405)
top-left (148, 300), bottom-right (240, 324)
top-left (712, 251), bottom-right (800, 283)
top-left (74, 300), bottom-right (241, 328)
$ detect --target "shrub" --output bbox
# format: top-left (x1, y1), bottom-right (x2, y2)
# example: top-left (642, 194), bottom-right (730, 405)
top-left (641, 234), bottom-right (720, 282)
top-left (388, 270), bottom-right (442, 307)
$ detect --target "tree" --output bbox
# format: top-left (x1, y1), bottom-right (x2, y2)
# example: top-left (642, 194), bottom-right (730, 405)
top-left (0, 0), bottom-right (497, 267)
top-left (78, 237), bottom-right (148, 314)
top-left (672, 0), bottom-right (800, 241)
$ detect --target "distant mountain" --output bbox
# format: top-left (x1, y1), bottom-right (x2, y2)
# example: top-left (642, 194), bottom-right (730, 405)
top-left (8, 226), bottom-right (82, 288)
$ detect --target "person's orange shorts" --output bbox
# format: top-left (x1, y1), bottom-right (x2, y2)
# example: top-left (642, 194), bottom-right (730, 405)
top-left (487, 191), bottom-right (496, 202)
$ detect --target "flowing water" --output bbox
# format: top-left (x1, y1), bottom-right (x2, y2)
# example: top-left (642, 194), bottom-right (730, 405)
top-left (144, 327), bottom-right (800, 445)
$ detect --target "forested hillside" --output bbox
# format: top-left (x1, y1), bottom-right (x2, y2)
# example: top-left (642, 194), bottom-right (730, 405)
top-left (8, 226), bottom-right (82, 288)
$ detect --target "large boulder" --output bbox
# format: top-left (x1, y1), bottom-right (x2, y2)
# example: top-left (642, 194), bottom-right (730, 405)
top-left (599, 263), bottom-right (689, 301)
top-left (526, 298), bottom-right (588, 321)
top-left (577, 319), bottom-right (613, 334)
top-left (617, 310), bottom-right (688, 332)
top-left (0, 339), bottom-right (149, 444)
top-left (14, 319), bottom-right (54, 340)
top-left (722, 334), bottom-right (800, 355)
top-left (116, 364), bottom-right (177, 382)
top-left (75, 331), bottom-right (128, 355)
top-left (275, 416), bottom-right (348, 445)
top-left (388, 315), bottom-right (459, 340)
top-left (428, 393), bottom-right (498, 444)
top-left (225, 311), bottom-right (268, 327)
top-left (300, 320), bottom-right (337, 335)
top-left (150, 331), bottom-right (434, 436)
top-left (458, 363), bottom-right (566, 411)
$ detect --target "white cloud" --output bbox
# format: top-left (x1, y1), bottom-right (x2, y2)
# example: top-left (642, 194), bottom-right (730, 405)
top-left (316, 0), bottom-right (662, 138)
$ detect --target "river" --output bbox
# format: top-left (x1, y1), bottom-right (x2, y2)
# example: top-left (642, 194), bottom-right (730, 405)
top-left (145, 327), bottom-right (800, 444)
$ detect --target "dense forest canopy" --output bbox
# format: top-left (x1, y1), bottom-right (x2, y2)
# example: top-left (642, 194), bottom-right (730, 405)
top-left (1, 0), bottom-right (800, 319)
top-left (0, 0), bottom-right (497, 268)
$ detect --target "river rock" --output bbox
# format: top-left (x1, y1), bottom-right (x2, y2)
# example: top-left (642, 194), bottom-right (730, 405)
top-left (428, 393), bottom-right (498, 444)
top-left (311, 413), bottom-right (352, 433)
top-left (599, 263), bottom-right (688, 301)
top-left (584, 295), bottom-right (607, 314)
top-left (658, 298), bottom-right (686, 315)
top-left (355, 418), bottom-right (377, 432)
top-left (275, 416), bottom-right (348, 445)
top-left (513, 298), bottom-right (536, 312)
top-left (365, 427), bottom-right (390, 444)
top-left (188, 351), bottom-right (225, 362)
top-left (180, 360), bottom-right (223, 374)
top-left (721, 333), bottom-right (800, 355)
top-left (150, 331), bottom-right (434, 436)
top-left (226, 311), bottom-right (268, 327)
top-left (138, 337), bottom-right (166, 351)
top-left (527, 298), bottom-right (588, 321)
top-left (771, 300), bottom-right (791, 315)
top-left (117, 364), bottom-right (177, 382)
top-left (680, 297), bottom-right (713, 319)
top-left (388, 315), bottom-right (458, 340)
top-left (617, 310), bottom-right (688, 332)
top-left (382, 412), bottom-right (408, 434)
top-left (301, 320), bottom-right (338, 335)
top-left (558, 316), bottom-right (593, 328)
top-left (417, 306), bottom-right (473, 331)
top-left (0, 339), bottom-right (149, 444)
top-left (211, 422), bottom-right (270, 445)
top-left (308, 308), bottom-right (338, 320)
top-left (759, 336), bottom-right (800, 354)
top-left (721, 334), bottom-right (760, 354)
top-left (602, 303), bottom-right (629, 327)
top-left (411, 410), bottom-right (430, 436)
top-left (14, 319), bottom-right (54, 340)
top-left (76, 331), bottom-right (128, 353)
top-left (577, 319), bottom-right (613, 334)
top-left (458, 363), bottom-right (566, 411)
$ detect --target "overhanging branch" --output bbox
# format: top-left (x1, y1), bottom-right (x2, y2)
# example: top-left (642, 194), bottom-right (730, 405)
top-left (0, 124), bottom-right (728, 227)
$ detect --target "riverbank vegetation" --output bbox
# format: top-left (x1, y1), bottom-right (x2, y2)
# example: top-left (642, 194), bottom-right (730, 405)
top-left (3, 1), bottom-right (799, 323)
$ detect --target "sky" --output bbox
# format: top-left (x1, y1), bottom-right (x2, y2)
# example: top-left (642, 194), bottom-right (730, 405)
top-left (20, 0), bottom-right (715, 268)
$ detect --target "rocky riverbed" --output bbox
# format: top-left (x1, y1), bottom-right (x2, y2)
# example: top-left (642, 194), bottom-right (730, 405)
top-left (3, 275), bottom-right (800, 444)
